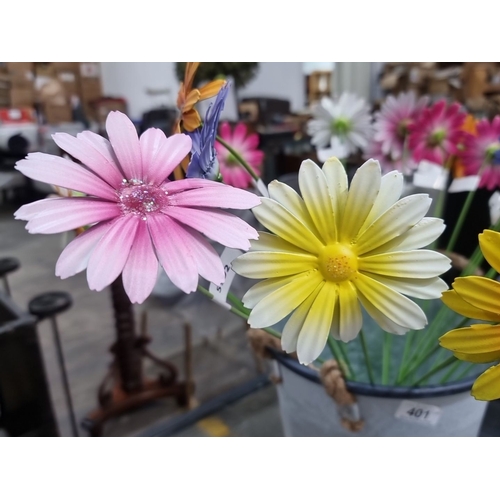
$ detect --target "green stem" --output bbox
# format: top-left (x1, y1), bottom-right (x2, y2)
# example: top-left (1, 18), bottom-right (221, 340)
top-left (197, 285), bottom-right (282, 339)
top-left (336, 340), bottom-right (354, 379)
top-left (439, 358), bottom-right (463, 384)
top-left (396, 330), bottom-right (415, 384)
top-left (327, 336), bottom-right (352, 379)
top-left (359, 330), bottom-right (375, 385)
top-left (382, 332), bottom-right (392, 385)
top-left (412, 356), bottom-right (458, 386)
top-left (216, 135), bottom-right (259, 181)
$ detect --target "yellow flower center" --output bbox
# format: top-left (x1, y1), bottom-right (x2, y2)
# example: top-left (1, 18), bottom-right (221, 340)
top-left (318, 243), bottom-right (358, 283)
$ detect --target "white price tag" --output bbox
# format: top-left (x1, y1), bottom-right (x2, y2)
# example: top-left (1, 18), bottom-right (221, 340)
top-left (413, 161), bottom-right (449, 190)
top-left (252, 178), bottom-right (270, 197)
top-left (489, 191), bottom-right (500, 225)
top-left (208, 247), bottom-right (243, 310)
top-left (395, 400), bottom-right (442, 427)
top-left (448, 175), bottom-right (480, 193)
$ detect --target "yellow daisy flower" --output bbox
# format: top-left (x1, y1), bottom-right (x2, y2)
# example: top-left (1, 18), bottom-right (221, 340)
top-left (439, 229), bottom-right (500, 401)
top-left (232, 158), bottom-right (451, 365)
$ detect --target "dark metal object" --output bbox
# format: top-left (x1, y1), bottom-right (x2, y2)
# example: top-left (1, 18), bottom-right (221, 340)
top-left (82, 275), bottom-right (192, 437)
top-left (0, 292), bottom-right (59, 436)
top-left (0, 257), bottom-right (20, 296)
top-left (28, 291), bottom-right (78, 437)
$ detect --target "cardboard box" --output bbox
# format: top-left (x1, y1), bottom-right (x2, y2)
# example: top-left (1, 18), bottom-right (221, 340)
top-left (52, 62), bottom-right (79, 72)
top-left (93, 98), bottom-right (127, 124)
top-left (43, 103), bottom-right (73, 124)
top-left (35, 62), bottom-right (56, 78)
top-left (56, 70), bottom-right (80, 98)
top-left (10, 87), bottom-right (35, 107)
top-left (80, 77), bottom-right (102, 101)
top-left (6, 62), bottom-right (34, 74)
top-left (37, 77), bottom-right (67, 106)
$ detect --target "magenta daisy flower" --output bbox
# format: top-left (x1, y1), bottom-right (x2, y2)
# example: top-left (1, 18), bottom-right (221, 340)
top-left (460, 116), bottom-right (500, 190)
top-left (214, 122), bottom-right (264, 189)
top-left (373, 91), bottom-right (428, 169)
top-left (14, 111), bottom-right (260, 304)
top-left (408, 100), bottom-right (466, 166)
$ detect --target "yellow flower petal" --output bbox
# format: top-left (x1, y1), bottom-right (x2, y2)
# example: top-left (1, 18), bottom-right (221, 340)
top-left (198, 80), bottom-right (226, 100)
top-left (479, 230), bottom-right (500, 274)
top-left (353, 272), bottom-right (427, 330)
top-left (471, 364), bottom-right (500, 401)
top-left (355, 194), bottom-right (431, 255)
top-left (359, 170), bottom-right (404, 233)
top-left (340, 159), bottom-right (381, 242)
top-left (247, 271), bottom-right (323, 328)
top-left (322, 156), bottom-right (348, 222)
top-left (356, 288), bottom-right (409, 335)
top-left (298, 159), bottom-right (337, 243)
top-left (454, 351), bottom-right (500, 363)
top-left (364, 272), bottom-right (448, 299)
top-left (377, 217), bottom-right (446, 253)
top-left (232, 251), bottom-right (317, 279)
top-left (282, 282), bottom-right (325, 354)
top-left (441, 289), bottom-right (500, 322)
top-left (252, 198), bottom-right (324, 254)
top-left (242, 273), bottom-right (304, 309)
top-left (359, 250), bottom-right (451, 279)
top-left (439, 324), bottom-right (500, 354)
top-left (337, 280), bottom-right (363, 342)
top-left (183, 89), bottom-right (201, 110)
top-left (296, 281), bottom-right (337, 364)
top-left (249, 231), bottom-right (305, 254)
top-left (267, 181), bottom-right (322, 241)
top-left (452, 276), bottom-right (500, 316)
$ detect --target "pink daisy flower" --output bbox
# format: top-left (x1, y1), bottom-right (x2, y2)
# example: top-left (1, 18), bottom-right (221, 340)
top-left (373, 91), bottom-right (428, 166)
top-left (460, 116), bottom-right (500, 190)
top-left (14, 111), bottom-right (260, 304)
top-left (408, 100), bottom-right (466, 166)
top-left (364, 138), bottom-right (418, 175)
top-left (215, 122), bottom-right (264, 189)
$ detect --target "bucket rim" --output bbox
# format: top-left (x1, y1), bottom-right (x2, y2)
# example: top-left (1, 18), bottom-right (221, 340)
top-left (270, 348), bottom-right (477, 399)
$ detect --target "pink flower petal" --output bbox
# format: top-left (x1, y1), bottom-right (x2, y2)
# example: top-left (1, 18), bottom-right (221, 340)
top-left (15, 153), bottom-right (116, 200)
top-left (219, 122), bottom-right (232, 140)
top-left (121, 220), bottom-right (159, 304)
top-left (165, 206), bottom-right (258, 250)
top-left (14, 198), bottom-right (53, 221)
top-left (78, 130), bottom-right (126, 180)
top-left (163, 178), bottom-right (218, 193)
top-left (86, 216), bottom-right (139, 291)
top-left (55, 221), bottom-right (112, 278)
top-left (181, 225), bottom-right (225, 286)
top-left (24, 198), bottom-right (120, 234)
top-left (148, 214), bottom-right (200, 293)
top-left (233, 122), bottom-right (248, 143)
top-left (106, 111), bottom-right (142, 180)
top-left (170, 184), bottom-right (260, 209)
top-left (52, 132), bottom-right (124, 188)
top-left (141, 132), bottom-right (191, 185)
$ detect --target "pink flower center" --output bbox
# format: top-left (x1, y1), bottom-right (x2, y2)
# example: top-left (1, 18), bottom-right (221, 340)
top-left (117, 180), bottom-right (169, 219)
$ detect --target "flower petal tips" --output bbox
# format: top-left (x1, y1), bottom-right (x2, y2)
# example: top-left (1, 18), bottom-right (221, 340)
top-left (440, 229), bottom-right (500, 401)
top-left (233, 158), bottom-right (450, 365)
top-left (15, 111), bottom-right (261, 303)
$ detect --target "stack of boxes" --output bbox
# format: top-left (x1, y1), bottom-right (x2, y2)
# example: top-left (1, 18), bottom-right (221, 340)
top-left (0, 62), bottom-right (105, 124)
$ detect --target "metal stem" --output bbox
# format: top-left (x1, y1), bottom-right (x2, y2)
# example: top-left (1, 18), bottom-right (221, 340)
top-left (50, 316), bottom-right (79, 437)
